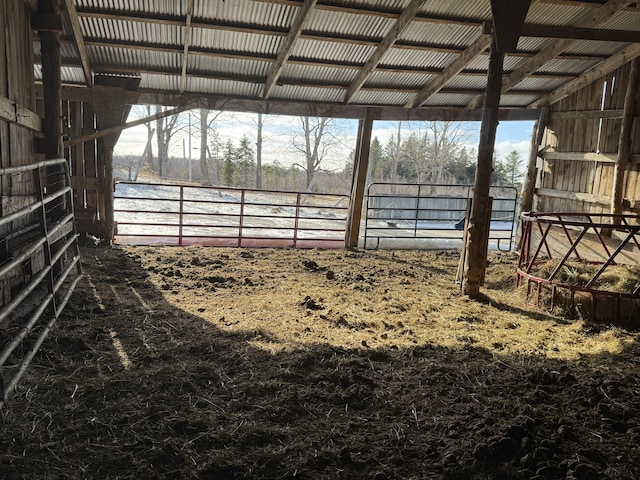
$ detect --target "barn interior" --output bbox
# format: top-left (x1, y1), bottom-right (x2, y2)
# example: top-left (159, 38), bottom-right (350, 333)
top-left (2, 0), bottom-right (640, 478)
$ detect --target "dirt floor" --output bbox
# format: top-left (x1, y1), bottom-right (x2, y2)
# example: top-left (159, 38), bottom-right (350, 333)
top-left (2, 241), bottom-right (640, 479)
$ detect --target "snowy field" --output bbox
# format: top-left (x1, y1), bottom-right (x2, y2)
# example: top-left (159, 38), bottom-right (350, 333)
top-left (113, 182), bottom-right (516, 250)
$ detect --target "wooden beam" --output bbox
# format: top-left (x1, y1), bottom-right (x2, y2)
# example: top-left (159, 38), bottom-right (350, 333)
top-left (62, 0), bottom-right (93, 86)
top-left (345, 108), bottom-right (376, 248)
top-left (539, 0), bottom-right (640, 11)
top-left (63, 101), bottom-right (199, 147)
top-left (179, 0), bottom-right (194, 94)
top-left (530, 43), bottom-right (640, 107)
top-left (543, 151), bottom-right (618, 162)
top-left (463, 34), bottom-right (504, 298)
top-left (551, 109), bottom-right (623, 119)
top-left (535, 187), bottom-right (611, 206)
top-left (21, 0), bottom-right (37, 11)
top-left (522, 23), bottom-right (640, 43)
top-left (491, 0), bottom-right (532, 52)
top-left (406, 33), bottom-right (491, 108)
top-left (0, 96), bottom-right (42, 131)
top-left (519, 107), bottom-right (549, 216)
top-left (469, 0), bottom-right (635, 108)
top-left (63, 14), bottom-right (613, 62)
top-left (344, 0), bottom-right (426, 104)
top-left (502, 0), bottom-right (635, 92)
top-left (610, 57), bottom-right (639, 219)
top-left (39, 81), bottom-right (541, 120)
top-left (43, 56), bottom-right (549, 99)
top-left (76, 2), bottom-right (485, 29)
top-left (57, 35), bottom-right (584, 81)
top-left (39, 0), bottom-right (63, 159)
top-left (263, 0), bottom-right (317, 99)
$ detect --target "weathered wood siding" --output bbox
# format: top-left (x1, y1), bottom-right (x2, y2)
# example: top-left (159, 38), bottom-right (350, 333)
top-left (536, 61), bottom-right (640, 219)
top-left (0, 0), bottom-right (42, 306)
top-left (64, 99), bottom-right (107, 237)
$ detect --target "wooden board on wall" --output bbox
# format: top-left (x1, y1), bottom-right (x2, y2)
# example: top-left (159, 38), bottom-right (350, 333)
top-left (537, 59), bottom-right (640, 216)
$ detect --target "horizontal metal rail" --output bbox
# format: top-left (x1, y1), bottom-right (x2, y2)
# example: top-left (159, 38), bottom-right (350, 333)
top-left (517, 212), bottom-right (640, 322)
top-left (0, 159), bottom-right (82, 406)
top-left (364, 182), bottom-right (518, 250)
top-left (113, 182), bottom-right (349, 248)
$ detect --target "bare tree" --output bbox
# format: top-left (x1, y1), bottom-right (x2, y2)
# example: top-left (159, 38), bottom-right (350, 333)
top-left (256, 113), bottom-right (263, 189)
top-left (424, 121), bottom-right (470, 183)
top-left (155, 105), bottom-right (181, 178)
top-left (292, 116), bottom-right (340, 191)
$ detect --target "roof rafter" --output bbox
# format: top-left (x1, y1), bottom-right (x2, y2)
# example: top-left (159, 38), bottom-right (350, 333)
top-left (405, 32), bottom-right (492, 108)
top-left (468, 0), bottom-right (635, 107)
top-left (62, 0), bottom-right (93, 86)
top-left (72, 8), bottom-right (619, 61)
top-left (530, 42), bottom-right (640, 107)
top-left (71, 30), bottom-right (609, 63)
top-left (344, 0), bottom-right (427, 104)
top-left (262, 0), bottom-right (317, 99)
top-left (57, 37), bottom-right (581, 82)
top-left (41, 56), bottom-right (553, 98)
top-left (522, 23), bottom-right (640, 43)
top-left (503, 0), bottom-right (635, 92)
top-left (179, 0), bottom-right (194, 94)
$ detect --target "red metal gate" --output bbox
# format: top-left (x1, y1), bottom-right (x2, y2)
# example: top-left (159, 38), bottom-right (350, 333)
top-left (113, 182), bottom-right (349, 249)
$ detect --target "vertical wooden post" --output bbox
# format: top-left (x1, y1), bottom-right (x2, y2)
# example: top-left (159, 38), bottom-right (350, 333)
top-left (103, 149), bottom-right (114, 241)
top-left (345, 108), bottom-right (375, 248)
top-left (519, 107), bottom-right (549, 215)
top-left (610, 58), bottom-right (639, 224)
top-left (463, 33), bottom-right (504, 298)
top-left (516, 107), bottom-right (549, 245)
top-left (38, 0), bottom-right (63, 160)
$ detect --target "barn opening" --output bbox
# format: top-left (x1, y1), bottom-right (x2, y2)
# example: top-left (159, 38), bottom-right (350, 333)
top-left (2, 1), bottom-right (640, 478)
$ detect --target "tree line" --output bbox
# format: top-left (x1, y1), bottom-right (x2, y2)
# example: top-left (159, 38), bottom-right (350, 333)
top-left (118, 108), bottom-right (525, 195)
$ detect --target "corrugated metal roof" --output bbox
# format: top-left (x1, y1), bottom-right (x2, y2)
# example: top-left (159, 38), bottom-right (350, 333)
top-left (189, 55), bottom-right (272, 80)
top-left (196, 0), bottom-right (297, 29)
top-left (272, 84), bottom-right (345, 103)
top-left (352, 89), bottom-right (413, 106)
top-left (281, 64), bottom-right (357, 86)
top-left (383, 49), bottom-right (459, 71)
top-left (367, 71), bottom-right (437, 90)
top-left (306, 8), bottom-right (395, 39)
top-left (46, 0), bottom-right (640, 112)
top-left (87, 46), bottom-right (181, 72)
top-left (292, 39), bottom-right (376, 64)
top-left (191, 29), bottom-right (282, 56)
top-left (400, 23), bottom-right (482, 49)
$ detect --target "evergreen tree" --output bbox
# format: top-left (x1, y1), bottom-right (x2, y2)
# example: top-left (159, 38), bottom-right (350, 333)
top-left (368, 137), bottom-right (386, 182)
top-left (445, 147), bottom-right (476, 184)
top-left (221, 140), bottom-right (236, 186)
top-left (397, 132), bottom-right (430, 183)
top-left (236, 135), bottom-right (256, 188)
top-left (502, 150), bottom-right (525, 188)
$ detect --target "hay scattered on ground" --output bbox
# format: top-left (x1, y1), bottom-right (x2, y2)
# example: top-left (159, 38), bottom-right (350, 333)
top-left (2, 243), bottom-right (640, 479)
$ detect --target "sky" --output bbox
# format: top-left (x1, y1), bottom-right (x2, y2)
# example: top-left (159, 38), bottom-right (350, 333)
top-left (115, 108), bottom-right (534, 173)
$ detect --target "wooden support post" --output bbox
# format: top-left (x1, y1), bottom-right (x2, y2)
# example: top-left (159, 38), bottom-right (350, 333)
top-left (345, 108), bottom-right (376, 248)
top-left (38, 0), bottom-right (62, 159)
top-left (103, 149), bottom-right (114, 241)
top-left (463, 34), bottom-right (504, 298)
top-left (37, 0), bottom-right (67, 228)
top-left (91, 86), bottom-right (130, 242)
top-left (517, 107), bottom-right (549, 244)
top-left (610, 57), bottom-right (639, 224)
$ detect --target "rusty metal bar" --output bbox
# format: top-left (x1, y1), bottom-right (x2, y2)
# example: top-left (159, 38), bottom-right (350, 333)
top-left (113, 182), bottom-right (349, 248)
top-left (517, 212), bottom-right (640, 323)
